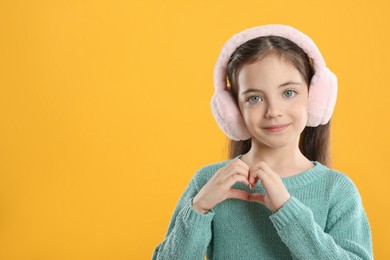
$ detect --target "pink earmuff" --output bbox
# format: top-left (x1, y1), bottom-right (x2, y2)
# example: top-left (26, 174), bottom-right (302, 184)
top-left (210, 24), bottom-right (338, 141)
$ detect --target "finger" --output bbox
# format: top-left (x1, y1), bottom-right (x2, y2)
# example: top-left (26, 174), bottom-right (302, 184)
top-left (227, 188), bottom-right (251, 201)
top-left (257, 162), bottom-right (277, 179)
top-left (249, 173), bottom-right (256, 188)
top-left (233, 157), bottom-right (250, 169)
top-left (248, 176), bottom-right (258, 190)
top-left (250, 167), bottom-right (284, 199)
top-left (249, 168), bottom-right (261, 189)
top-left (230, 158), bottom-right (250, 174)
top-left (249, 192), bottom-right (266, 205)
top-left (249, 167), bottom-right (267, 187)
top-left (252, 176), bottom-right (259, 189)
top-left (248, 163), bottom-right (266, 187)
top-left (251, 161), bottom-right (277, 180)
top-left (213, 164), bottom-right (242, 182)
top-left (219, 164), bottom-right (249, 182)
top-left (226, 174), bottom-right (250, 187)
top-left (258, 161), bottom-right (272, 172)
top-left (249, 164), bottom-right (261, 186)
top-left (250, 161), bottom-right (268, 174)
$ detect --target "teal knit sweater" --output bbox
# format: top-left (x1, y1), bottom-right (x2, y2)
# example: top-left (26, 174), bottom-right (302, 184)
top-left (152, 155), bottom-right (373, 259)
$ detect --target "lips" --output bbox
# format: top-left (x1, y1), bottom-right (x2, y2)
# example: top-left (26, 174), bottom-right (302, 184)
top-left (263, 124), bottom-right (290, 132)
top-left (263, 124), bottom-right (290, 129)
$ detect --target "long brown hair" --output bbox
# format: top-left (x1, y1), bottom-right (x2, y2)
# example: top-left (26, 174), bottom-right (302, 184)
top-left (225, 35), bottom-right (332, 167)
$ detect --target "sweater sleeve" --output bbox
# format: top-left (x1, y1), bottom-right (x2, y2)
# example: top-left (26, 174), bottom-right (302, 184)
top-left (269, 176), bottom-right (373, 260)
top-left (152, 169), bottom-right (215, 260)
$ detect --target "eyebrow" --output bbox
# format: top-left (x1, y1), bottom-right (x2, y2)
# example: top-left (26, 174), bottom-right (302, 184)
top-left (240, 81), bottom-right (302, 96)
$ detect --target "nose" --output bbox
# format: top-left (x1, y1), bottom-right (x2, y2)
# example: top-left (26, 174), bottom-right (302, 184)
top-left (265, 100), bottom-right (282, 119)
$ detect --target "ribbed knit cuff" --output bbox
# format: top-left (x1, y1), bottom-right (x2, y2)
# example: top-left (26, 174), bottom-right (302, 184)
top-left (269, 196), bottom-right (306, 230)
top-left (180, 198), bottom-right (215, 229)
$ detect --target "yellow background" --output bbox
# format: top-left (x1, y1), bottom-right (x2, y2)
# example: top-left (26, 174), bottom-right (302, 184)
top-left (0, 0), bottom-right (388, 259)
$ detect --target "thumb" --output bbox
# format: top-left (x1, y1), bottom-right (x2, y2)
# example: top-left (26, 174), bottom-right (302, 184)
top-left (227, 188), bottom-right (251, 201)
top-left (249, 193), bottom-right (266, 205)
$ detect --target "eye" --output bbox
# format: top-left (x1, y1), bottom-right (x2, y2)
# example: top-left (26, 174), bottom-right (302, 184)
top-left (247, 96), bottom-right (262, 104)
top-left (284, 89), bottom-right (297, 98)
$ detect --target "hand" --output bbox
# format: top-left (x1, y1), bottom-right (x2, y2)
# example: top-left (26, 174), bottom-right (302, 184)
top-left (247, 161), bottom-right (291, 212)
top-left (192, 158), bottom-right (251, 214)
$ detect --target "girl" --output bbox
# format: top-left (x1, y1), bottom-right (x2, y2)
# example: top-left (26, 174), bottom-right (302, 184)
top-left (152, 24), bottom-right (373, 259)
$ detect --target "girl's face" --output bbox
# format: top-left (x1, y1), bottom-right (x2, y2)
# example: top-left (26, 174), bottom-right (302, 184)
top-left (237, 55), bottom-right (309, 149)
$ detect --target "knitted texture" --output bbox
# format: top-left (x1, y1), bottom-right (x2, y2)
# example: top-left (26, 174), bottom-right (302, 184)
top-left (152, 155), bottom-right (373, 259)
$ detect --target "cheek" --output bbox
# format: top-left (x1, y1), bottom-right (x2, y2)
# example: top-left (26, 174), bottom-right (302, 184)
top-left (290, 100), bottom-right (309, 122)
top-left (240, 105), bottom-right (263, 122)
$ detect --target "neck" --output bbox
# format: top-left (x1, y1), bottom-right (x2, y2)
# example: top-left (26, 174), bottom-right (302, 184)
top-left (241, 138), bottom-right (313, 177)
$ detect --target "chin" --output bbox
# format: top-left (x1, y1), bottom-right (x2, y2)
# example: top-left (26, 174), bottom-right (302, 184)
top-left (251, 129), bottom-right (301, 148)
top-left (252, 136), bottom-right (294, 149)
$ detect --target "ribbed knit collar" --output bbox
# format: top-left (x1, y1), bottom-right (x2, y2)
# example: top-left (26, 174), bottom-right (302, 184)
top-left (233, 154), bottom-right (328, 189)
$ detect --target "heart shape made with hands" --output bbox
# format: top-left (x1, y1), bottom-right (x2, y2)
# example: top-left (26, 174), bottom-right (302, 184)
top-left (193, 158), bottom-right (293, 214)
top-left (240, 160), bottom-right (292, 213)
